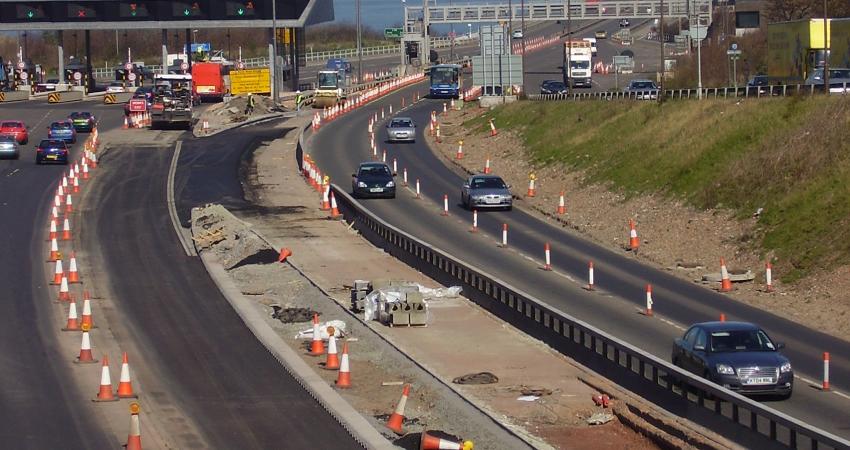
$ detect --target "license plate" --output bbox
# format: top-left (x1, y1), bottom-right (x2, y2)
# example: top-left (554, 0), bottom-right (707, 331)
top-left (485, 198), bottom-right (501, 204)
top-left (744, 377), bottom-right (774, 385)
top-left (369, 188), bottom-right (383, 193)
top-left (46, 155), bottom-right (57, 160)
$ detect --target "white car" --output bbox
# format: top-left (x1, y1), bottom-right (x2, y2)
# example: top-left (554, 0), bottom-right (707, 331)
top-left (512, 30), bottom-right (523, 39)
top-left (106, 82), bottom-right (126, 93)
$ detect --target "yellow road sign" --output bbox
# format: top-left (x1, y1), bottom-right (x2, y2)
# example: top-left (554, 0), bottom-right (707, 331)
top-left (230, 68), bottom-right (271, 95)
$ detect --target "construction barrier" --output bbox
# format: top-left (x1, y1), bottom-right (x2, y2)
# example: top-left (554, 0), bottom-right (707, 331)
top-left (47, 91), bottom-right (84, 103)
top-left (0, 91), bottom-right (29, 102)
top-left (103, 92), bottom-right (133, 104)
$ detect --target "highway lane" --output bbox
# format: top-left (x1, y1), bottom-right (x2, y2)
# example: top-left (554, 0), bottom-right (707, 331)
top-left (307, 84), bottom-right (850, 441)
top-left (0, 101), bottom-right (120, 447)
top-left (79, 121), bottom-right (361, 448)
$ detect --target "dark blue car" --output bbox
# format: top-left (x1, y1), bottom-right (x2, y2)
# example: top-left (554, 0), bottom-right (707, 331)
top-left (672, 322), bottom-right (793, 398)
top-left (36, 139), bottom-right (70, 165)
top-left (47, 121), bottom-right (77, 143)
top-left (351, 162), bottom-right (396, 199)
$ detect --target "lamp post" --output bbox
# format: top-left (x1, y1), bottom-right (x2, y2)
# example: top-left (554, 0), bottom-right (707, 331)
top-left (566, 0), bottom-right (572, 96)
top-left (659, 0), bottom-right (664, 104)
top-left (271, 0), bottom-right (278, 103)
top-left (696, 12), bottom-right (702, 99)
top-left (468, 23), bottom-right (472, 39)
top-left (823, 0), bottom-right (829, 93)
top-left (356, 0), bottom-right (362, 83)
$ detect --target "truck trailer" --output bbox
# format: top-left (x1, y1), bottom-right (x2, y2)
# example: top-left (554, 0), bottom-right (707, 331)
top-left (563, 40), bottom-right (593, 88)
top-left (768, 18), bottom-right (850, 84)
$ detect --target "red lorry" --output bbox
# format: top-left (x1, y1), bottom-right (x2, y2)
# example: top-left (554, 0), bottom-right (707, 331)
top-left (191, 62), bottom-right (227, 102)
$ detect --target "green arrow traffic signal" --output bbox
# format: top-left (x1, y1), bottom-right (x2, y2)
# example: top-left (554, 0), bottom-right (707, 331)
top-left (26, 10), bottom-right (34, 18)
top-left (183, 8), bottom-right (190, 16)
top-left (237, 8), bottom-right (244, 15)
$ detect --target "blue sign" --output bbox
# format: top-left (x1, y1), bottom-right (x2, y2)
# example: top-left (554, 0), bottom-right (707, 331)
top-left (190, 42), bottom-right (211, 53)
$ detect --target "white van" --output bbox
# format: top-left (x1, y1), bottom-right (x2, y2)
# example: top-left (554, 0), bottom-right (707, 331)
top-left (583, 37), bottom-right (598, 57)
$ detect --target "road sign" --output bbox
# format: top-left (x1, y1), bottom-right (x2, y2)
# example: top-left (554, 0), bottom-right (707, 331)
top-left (230, 68), bottom-right (270, 95)
top-left (726, 49), bottom-right (742, 56)
top-left (16, 61), bottom-right (24, 69)
top-left (124, 62), bottom-right (132, 70)
top-left (20, 71), bottom-right (28, 80)
top-left (180, 62), bottom-right (189, 71)
top-left (731, 43), bottom-right (738, 50)
top-left (384, 27), bottom-right (403, 38)
top-left (128, 72), bottom-right (137, 81)
top-left (73, 72), bottom-right (82, 81)
top-left (237, 61), bottom-right (245, 69)
top-left (128, 99), bottom-right (146, 112)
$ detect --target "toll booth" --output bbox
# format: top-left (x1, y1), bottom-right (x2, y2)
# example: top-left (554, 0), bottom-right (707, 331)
top-left (65, 61), bottom-right (88, 87)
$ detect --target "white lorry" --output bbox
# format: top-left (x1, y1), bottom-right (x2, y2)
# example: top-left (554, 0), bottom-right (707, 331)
top-left (563, 40), bottom-right (593, 88)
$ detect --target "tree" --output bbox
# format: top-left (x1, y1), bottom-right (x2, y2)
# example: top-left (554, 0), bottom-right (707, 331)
top-left (766, 0), bottom-right (850, 23)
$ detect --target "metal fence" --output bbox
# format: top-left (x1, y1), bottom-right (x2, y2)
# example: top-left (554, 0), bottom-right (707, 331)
top-left (528, 83), bottom-right (850, 102)
top-left (304, 172), bottom-right (850, 449)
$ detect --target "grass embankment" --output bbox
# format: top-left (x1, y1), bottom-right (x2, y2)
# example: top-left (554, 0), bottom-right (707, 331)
top-left (466, 97), bottom-right (850, 282)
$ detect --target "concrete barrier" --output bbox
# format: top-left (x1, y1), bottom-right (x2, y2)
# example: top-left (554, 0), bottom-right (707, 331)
top-left (0, 91), bottom-right (30, 102)
top-left (47, 91), bottom-right (84, 103)
top-left (103, 92), bottom-right (133, 104)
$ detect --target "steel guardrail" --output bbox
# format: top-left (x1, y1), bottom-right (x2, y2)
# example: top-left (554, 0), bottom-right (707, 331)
top-left (527, 83), bottom-right (850, 101)
top-left (312, 177), bottom-right (850, 450)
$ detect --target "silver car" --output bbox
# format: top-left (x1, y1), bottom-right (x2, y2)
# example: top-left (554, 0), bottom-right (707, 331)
top-left (805, 68), bottom-right (850, 93)
top-left (0, 136), bottom-right (19, 159)
top-left (625, 79), bottom-right (659, 100)
top-left (461, 175), bottom-right (513, 210)
top-left (386, 117), bottom-right (416, 143)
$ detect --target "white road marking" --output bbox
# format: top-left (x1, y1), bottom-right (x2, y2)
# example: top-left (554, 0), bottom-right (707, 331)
top-left (167, 141), bottom-right (196, 256)
top-left (5, 168), bottom-right (20, 177)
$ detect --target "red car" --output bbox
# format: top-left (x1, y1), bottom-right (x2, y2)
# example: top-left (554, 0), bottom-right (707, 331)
top-left (0, 120), bottom-right (28, 145)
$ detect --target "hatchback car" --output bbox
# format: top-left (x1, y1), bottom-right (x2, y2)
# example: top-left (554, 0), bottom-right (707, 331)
top-left (106, 81), bottom-right (127, 93)
top-left (36, 139), bottom-right (70, 165)
top-left (68, 112), bottom-right (96, 132)
top-left (595, 30), bottom-right (607, 39)
top-left (540, 80), bottom-right (568, 95)
top-left (625, 79), bottom-right (659, 100)
top-left (746, 75), bottom-right (771, 95)
top-left (672, 322), bottom-right (793, 398)
top-left (47, 121), bottom-right (76, 143)
top-left (0, 120), bottom-right (28, 144)
top-left (461, 175), bottom-right (513, 210)
top-left (0, 136), bottom-right (20, 159)
top-left (512, 30), bottom-right (524, 39)
top-left (352, 162), bottom-right (396, 198)
top-left (386, 117), bottom-right (416, 143)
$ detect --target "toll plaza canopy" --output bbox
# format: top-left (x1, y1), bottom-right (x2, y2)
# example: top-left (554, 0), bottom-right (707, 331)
top-left (0, 0), bottom-right (333, 30)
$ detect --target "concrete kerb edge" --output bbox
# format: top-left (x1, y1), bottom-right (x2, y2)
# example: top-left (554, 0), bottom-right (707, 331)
top-left (193, 111), bottom-right (294, 138)
top-left (193, 232), bottom-right (394, 450)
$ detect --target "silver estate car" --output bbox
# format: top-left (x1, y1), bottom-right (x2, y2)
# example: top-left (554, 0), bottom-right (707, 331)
top-left (461, 174), bottom-right (513, 210)
top-left (386, 117), bottom-right (416, 143)
top-left (0, 136), bottom-right (20, 159)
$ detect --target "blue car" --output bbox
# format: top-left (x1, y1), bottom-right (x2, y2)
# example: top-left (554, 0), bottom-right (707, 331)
top-left (672, 322), bottom-right (793, 398)
top-left (35, 139), bottom-right (70, 165)
top-left (47, 121), bottom-right (76, 143)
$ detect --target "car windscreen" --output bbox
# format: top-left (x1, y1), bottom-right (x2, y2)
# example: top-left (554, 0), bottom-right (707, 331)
top-left (630, 82), bottom-right (656, 90)
top-left (709, 329), bottom-right (776, 352)
top-left (570, 61), bottom-right (591, 70)
top-left (359, 165), bottom-right (391, 177)
top-left (471, 177), bottom-right (507, 189)
top-left (0, 121), bottom-right (21, 128)
top-left (390, 120), bottom-right (412, 128)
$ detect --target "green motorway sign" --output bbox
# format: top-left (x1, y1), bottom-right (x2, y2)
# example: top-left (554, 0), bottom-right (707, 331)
top-left (384, 28), bottom-right (403, 38)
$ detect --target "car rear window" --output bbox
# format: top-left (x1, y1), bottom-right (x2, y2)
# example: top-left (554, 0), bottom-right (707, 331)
top-left (391, 120), bottom-right (412, 127)
top-left (52, 122), bottom-right (72, 129)
top-left (1, 121), bottom-right (21, 128)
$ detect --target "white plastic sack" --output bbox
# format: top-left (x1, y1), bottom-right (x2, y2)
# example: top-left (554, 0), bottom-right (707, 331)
top-left (417, 284), bottom-right (462, 299)
top-left (295, 320), bottom-right (347, 340)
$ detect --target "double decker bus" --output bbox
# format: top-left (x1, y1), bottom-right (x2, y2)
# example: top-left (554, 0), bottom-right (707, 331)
top-left (429, 64), bottom-right (462, 98)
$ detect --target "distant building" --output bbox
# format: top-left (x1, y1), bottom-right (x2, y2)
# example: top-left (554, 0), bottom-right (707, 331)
top-left (734, 0), bottom-right (767, 36)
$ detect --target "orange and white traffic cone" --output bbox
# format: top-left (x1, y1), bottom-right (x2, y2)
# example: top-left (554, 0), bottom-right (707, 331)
top-left (586, 261), bottom-right (595, 290)
top-left (126, 403), bottom-right (142, 450)
top-left (68, 253), bottom-right (80, 283)
top-left (335, 343), bottom-right (351, 388)
top-left (329, 192), bottom-right (342, 219)
top-left (65, 194), bottom-right (73, 214)
top-left (415, 179), bottom-right (421, 199)
top-left (76, 323), bottom-right (97, 364)
top-left (321, 185), bottom-right (331, 211)
top-left (441, 195), bottom-right (449, 216)
top-left (765, 262), bottom-right (774, 293)
top-left (58, 275), bottom-right (71, 302)
top-left (436, 125), bottom-right (442, 143)
top-left (48, 237), bottom-right (61, 262)
top-left (543, 243), bottom-right (552, 271)
top-left (51, 259), bottom-right (65, 285)
top-left (73, 175), bottom-right (80, 193)
top-left (58, 184), bottom-right (65, 199)
top-left (123, 116), bottom-right (129, 129)
top-left (484, 157), bottom-right (491, 174)
top-left (81, 294), bottom-right (95, 329)
top-left (557, 191), bottom-right (566, 215)
top-left (118, 352), bottom-right (138, 398)
top-left (94, 355), bottom-right (118, 402)
top-left (489, 118), bottom-right (498, 136)
top-left (308, 313), bottom-right (325, 356)
top-left (645, 284), bottom-right (654, 316)
top-left (48, 219), bottom-right (58, 241)
top-left (386, 383), bottom-right (410, 434)
top-left (62, 299), bottom-right (79, 331)
top-left (628, 219), bottom-right (640, 251)
top-left (500, 223), bottom-right (508, 247)
top-left (527, 175), bottom-right (536, 197)
top-left (470, 210), bottom-right (478, 233)
top-left (456, 140), bottom-right (464, 159)
top-left (719, 258), bottom-right (733, 292)
top-left (323, 335), bottom-right (340, 370)
top-left (420, 431), bottom-right (473, 450)
top-left (719, 313), bottom-right (726, 322)
top-left (90, 152), bottom-right (97, 169)
top-left (62, 217), bottom-right (72, 241)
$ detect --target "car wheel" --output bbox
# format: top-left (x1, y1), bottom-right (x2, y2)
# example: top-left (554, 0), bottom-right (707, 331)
top-left (21, 138), bottom-right (27, 145)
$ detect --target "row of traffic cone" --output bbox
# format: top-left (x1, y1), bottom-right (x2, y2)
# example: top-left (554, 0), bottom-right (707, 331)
top-left (512, 33), bottom-right (561, 55)
top-left (318, 73), bottom-right (426, 125)
top-left (123, 111), bottom-right (151, 129)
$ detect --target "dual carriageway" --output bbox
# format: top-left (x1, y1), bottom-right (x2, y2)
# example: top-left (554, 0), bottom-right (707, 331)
top-left (1, 19), bottom-right (848, 449)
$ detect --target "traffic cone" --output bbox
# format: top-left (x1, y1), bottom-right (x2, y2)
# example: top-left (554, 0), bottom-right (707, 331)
top-left (308, 313), bottom-right (325, 356)
top-left (126, 403), bottom-right (142, 450)
top-left (68, 253), bottom-right (80, 283)
top-left (456, 140), bottom-right (464, 159)
top-left (58, 276), bottom-right (71, 301)
top-left (335, 343), bottom-right (351, 388)
top-left (51, 259), bottom-right (65, 285)
top-left (277, 248), bottom-right (292, 262)
top-left (65, 194), bottom-right (73, 214)
top-left (93, 355), bottom-right (118, 402)
top-left (62, 175), bottom-right (68, 189)
top-left (586, 261), bottom-right (595, 290)
top-left (543, 242), bottom-right (552, 271)
top-left (719, 258), bottom-right (733, 292)
top-left (48, 237), bottom-right (61, 262)
top-left (54, 193), bottom-right (62, 208)
top-left (441, 195), bottom-right (449, 216)
top-left (72, 175), bottom-right (80, 193)
top-left (489, 118), bottom-right (498, 136)
top-left (75, 324), bottom-right (97, 363)
top-left (765, 261), bottom-right (774, 292)
top-left (62, 299), bottom-right (79, 331)
top-left (484, 157), bottom-right (491, 174)
top-left (321, 185), bottom-right (331, 211)
top-left (123, 116), bottom-right (129, 129)
top-left (57, 184), bottom-right (65, 199)
top-left (420, 431), bottom-right (473, 450)
top-left (645, 284), bottom-right (654, 316)
top-left (436, 125), bottom-right (442, 143)
top-left (330, 192), bottom-right (341, 219)
top-left (527, 176), bottom-right (536, 197)
top-left (62, 217), bottom-right (72, 241)
top-left (90, 152), bottom-right (98, 169)
top-left (48, 218), bottom-right (58, 241)
top-left (323, 335), bottom-right (340, 370)
top-left (470, 210), bottom-right (478, 233)
top-left (557, 191), bottom-right (566, 215)
top-left (386, 384), bottom-right (410, 434)
top-left (117, 352), bottom-right (138, 398)
top-left (628, 219), bottom-right (640, 251)
top-left (81, 295), bottom-right (95, 329)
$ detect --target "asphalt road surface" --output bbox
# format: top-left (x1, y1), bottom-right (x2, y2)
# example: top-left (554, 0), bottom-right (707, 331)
top-left (307, 83), bottom-right (850, 442)
top-left (0, 100), bottom-right (119, 447)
